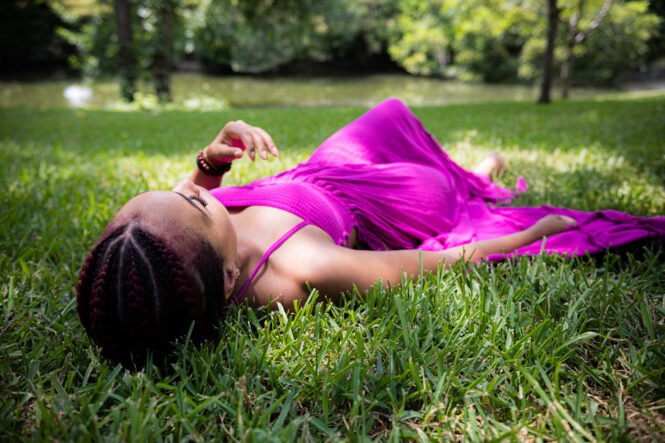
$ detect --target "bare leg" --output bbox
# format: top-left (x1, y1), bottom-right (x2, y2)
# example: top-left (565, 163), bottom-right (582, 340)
top-left (473, 152), bottom-right (507, 180)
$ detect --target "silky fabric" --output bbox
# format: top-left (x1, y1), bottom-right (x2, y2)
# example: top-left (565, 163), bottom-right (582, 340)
top-left (212, 98), bottom-right (665, 260)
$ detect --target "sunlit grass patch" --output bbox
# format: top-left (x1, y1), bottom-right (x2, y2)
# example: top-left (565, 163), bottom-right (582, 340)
top-left (1, 95), bottom-right (664, 440)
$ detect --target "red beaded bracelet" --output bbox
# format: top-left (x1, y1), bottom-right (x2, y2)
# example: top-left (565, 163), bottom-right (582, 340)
top-left (196, 151), bottom-right (232, 176)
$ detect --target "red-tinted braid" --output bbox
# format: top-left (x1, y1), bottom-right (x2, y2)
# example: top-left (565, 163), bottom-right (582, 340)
top-left (76, 228), bottom-right (125, 333)
top-left (76, 223), bottom-right (225, 368)
top-left (135, 229), bottom-right (208, 341)
top-left (89, 242), bottom-right (124, 362)
top-left (135, 227), bottom-right (223, 342)
top-left (122, 250), bottom-right (157, 355)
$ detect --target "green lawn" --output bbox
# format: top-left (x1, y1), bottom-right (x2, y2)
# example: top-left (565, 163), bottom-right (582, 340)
top-left (1, 96), bottom-right (664, 441)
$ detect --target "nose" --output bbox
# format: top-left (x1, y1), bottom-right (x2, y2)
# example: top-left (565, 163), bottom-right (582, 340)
top-left (172, 178), bottom-right (196, 193)
top-left (173, 178), bottom-right (195, 191)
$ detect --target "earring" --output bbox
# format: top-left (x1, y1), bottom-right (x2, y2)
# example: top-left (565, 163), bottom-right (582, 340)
top-left (234, 268), bottom-right (240, 280)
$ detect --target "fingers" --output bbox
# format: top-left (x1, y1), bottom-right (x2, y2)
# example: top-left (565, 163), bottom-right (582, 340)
top-left (216, 121), bottom-right (279, 162)
top-left (206, 143), bottom-right (243, 164)
top-left (240, 133), bottom-right (256, 161)
top-left (248, 131), bottom-right (268, 161)
top-left (238, 125), bottom-right (278, 162)
top-left (240, 134), bottom-right (261, 161)
top-left (255, 127), bottom-right (279, 157)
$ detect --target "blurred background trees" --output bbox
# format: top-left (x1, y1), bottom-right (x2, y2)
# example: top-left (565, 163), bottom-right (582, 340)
top-left (0, 0), bottom-right (75, 73)
top-left (2, 0), bottom-right (662, 101)
top-left (53, 0), bottom-right (184, 102)
top-left (189, 0), bottom-right (660, 89)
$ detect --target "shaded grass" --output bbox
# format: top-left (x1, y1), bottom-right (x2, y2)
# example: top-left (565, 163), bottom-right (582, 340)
top-left (1, 95), bottom-right (664, 441)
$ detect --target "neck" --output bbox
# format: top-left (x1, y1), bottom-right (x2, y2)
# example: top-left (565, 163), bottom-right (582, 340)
top-left (230, 231), bottom-right (257, 299)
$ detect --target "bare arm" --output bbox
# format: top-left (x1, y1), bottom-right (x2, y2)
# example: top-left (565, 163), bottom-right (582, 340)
top-left (308, 215), bottom-right (574, 298)
top-left (191, 121), bottom-right (279, 189)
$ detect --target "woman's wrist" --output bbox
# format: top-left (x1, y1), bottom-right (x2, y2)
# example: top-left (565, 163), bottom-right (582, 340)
top-left (196, 149), bottom-right (232, 176)
top-left (203, 145), bottom-right (234, 166)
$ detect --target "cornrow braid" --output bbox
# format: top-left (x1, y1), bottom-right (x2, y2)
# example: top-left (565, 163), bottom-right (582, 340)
top-left (76, 223), bottom-right (225, 368)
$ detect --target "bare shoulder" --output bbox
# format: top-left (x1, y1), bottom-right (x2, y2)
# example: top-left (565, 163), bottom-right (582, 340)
top-left (269, 234), bottom-right (379, 304)
top-left (248, 225), bottom-right (347, 308)
top-left (241, 218), bottom-right (428, 308)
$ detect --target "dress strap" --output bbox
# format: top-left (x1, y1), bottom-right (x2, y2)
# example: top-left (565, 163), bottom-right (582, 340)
top-left (234, 220), bottom-right (310, 303)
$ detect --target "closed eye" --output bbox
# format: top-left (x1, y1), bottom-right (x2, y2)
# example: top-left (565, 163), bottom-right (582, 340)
top-left (174, 191), bottom-right (210, 218)
top-left (190, 194), bottom-right (208, 207)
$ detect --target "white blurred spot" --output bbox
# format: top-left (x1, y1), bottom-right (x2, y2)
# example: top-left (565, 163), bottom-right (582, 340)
top-left (63, 85), bottom-right (93, 107)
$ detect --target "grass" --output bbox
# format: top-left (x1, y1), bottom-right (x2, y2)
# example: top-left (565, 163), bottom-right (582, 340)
top-left (1, 95), bottom-right (664, 441)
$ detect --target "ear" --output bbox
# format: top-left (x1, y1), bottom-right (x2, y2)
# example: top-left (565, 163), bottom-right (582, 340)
top-left (223, 264), bottom-right (237, 302)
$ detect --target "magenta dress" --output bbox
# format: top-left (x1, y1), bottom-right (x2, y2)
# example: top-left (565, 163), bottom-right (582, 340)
top-left (211, 98), bottom-right (665, 260)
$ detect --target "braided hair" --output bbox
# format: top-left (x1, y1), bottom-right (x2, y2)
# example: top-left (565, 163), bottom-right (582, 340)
top-left (76, 223), bottom-right (226, 367)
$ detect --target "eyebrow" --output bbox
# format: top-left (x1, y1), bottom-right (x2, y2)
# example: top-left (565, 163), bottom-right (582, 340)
top-left (174, 192), bottom-right (210, 219)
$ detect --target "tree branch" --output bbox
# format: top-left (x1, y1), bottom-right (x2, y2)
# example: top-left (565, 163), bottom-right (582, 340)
top-left (575, 0), bottom-right (613, 43)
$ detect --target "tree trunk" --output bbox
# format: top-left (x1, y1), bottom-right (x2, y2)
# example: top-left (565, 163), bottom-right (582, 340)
top-left (560, 39), bottom-right (574, 99)
top-left (113, 0), bottom-right (136, 102)
top-left (152, 0), bottom-right (175, 103)
top-left (539, 0), bottom-right (559, 104)
top-left (561, 1), bottom-right (584, 99)
top-left (562, 0), bottom-right (612, 99)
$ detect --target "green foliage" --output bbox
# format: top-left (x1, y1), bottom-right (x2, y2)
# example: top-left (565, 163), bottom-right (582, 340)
top-left (51, 0), bottom-right (661, 88)
top-left (345, 0), bottom-right (401, 56)
top-left (447, 0), bottom-right (537, 82)
top-left (387, 0), bottom-right (451, 76)
top-left (386, 0), bottom-right (534, 81)
top-left (519, 0), bottom-right (660, 85)
top-left (194, 0), bottom-right (403, 73)
top-left (135, 0), bottom-right (183, 73)
top-left (195, 0), bottom-right (306, 73)
top-left (194, 0), bottom-right (374, 73)
top-left (55, 1), bottom-right (118, 77)
top-left (518, 34), bottom-right (546, 81)
top-left (1, 95), bottom-right (664, 439)
top-left (571, 1), bottom-right (660, 84)
top-left (389, 0), bottom-right (658, 85)
top-left (55, 0), bottom-right (186, 79)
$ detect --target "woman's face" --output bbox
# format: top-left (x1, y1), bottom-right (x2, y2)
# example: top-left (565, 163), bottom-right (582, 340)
top-left (112, 180), bottom-right (238, 289)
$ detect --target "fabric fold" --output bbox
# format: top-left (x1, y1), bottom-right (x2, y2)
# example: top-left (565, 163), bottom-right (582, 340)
top-left (212, 98), bottom-right (665, 259)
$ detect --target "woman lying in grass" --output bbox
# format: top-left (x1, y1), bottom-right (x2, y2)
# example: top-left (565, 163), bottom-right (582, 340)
top-left (76, 99), bottom-right (665, 367)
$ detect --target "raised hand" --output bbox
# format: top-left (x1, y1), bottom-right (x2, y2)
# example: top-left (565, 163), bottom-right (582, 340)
top-left (206, 120), bottom-right (279, 164)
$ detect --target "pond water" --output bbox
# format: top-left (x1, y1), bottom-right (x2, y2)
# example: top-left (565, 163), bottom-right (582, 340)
top-left (0, 72), bottom-right (624, 109)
